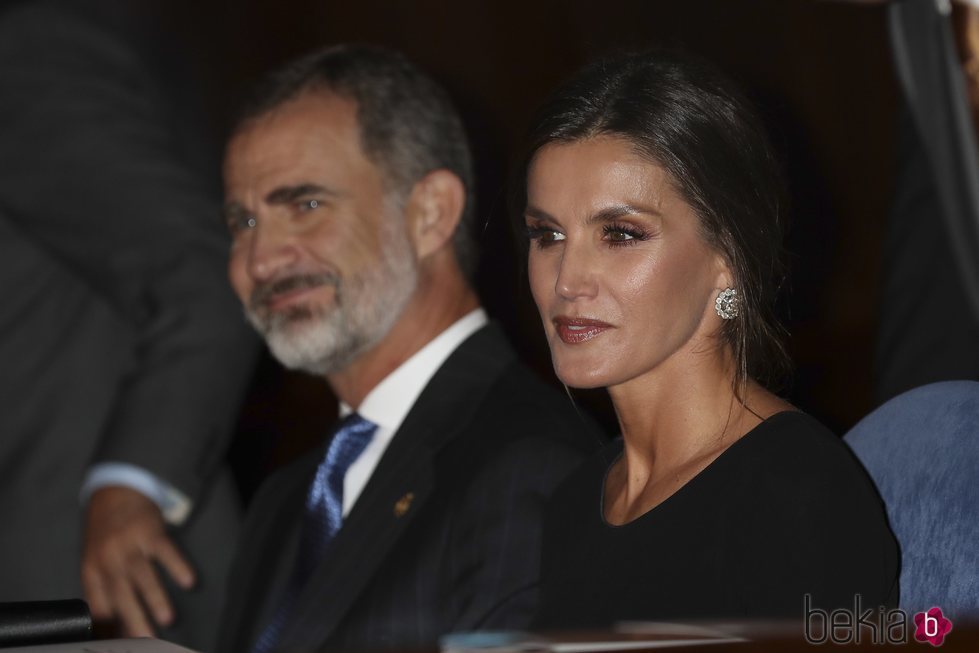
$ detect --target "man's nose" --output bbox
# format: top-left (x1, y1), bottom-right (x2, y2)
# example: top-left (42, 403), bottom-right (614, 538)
top-left (555, 241), bottom-right (599, 301)
top-left (247, 219), bottom-right (300, 282)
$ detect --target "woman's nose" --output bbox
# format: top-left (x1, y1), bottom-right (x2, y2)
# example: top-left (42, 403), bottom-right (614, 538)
top-left (555, 242), bottom-right (599, 301)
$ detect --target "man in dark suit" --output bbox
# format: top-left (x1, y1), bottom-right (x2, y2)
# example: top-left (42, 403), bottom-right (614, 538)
top-left (0, 1), bottom-right (258, 648)
top-left (875, 0), bottom-right (979, 400)
top-left (216, 45), bottom-right (598, 652)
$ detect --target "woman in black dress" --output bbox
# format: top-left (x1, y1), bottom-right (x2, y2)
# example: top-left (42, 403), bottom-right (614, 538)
top-left (517, 52), bottom-right (899, 627)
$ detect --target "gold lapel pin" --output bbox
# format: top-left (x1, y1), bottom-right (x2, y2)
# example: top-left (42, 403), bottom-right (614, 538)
top-left (393, 492), bottom-right (415, 518)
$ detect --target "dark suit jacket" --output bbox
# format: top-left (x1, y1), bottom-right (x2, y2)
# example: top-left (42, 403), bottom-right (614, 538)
top-left (217, 324), bottom-right (600, 653)
top-left (0, 2), bottom-right (258, 648)
top-left (876, 0), bottom-right (979, 401)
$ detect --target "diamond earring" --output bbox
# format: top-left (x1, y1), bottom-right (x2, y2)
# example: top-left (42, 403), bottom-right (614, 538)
top-left (715, 288), bottom-right (739, 320)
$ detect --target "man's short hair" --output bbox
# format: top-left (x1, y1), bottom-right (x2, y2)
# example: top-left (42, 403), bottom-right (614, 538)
top-left (234, 44), bottom-right (478, 279)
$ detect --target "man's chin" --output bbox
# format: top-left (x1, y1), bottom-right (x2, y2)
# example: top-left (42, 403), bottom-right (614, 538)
top-left (261, 316), bottom-right (353, 375)
top-left (265, 334), bottom-right (333, 374)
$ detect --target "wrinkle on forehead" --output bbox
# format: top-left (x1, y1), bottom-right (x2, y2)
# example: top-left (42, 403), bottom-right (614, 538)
top-left (222, 92), bottom-right (368, 208)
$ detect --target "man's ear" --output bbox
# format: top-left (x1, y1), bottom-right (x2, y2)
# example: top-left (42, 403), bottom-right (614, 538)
top-left (404, 169), bottom-right (466, 260)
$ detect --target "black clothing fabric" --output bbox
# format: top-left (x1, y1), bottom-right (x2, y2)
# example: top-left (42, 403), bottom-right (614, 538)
top-left (537, 412), bottom-right (899, 628)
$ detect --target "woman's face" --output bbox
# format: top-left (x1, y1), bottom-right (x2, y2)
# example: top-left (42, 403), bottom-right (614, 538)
top-left (526, 136), bottom-right (731, 389)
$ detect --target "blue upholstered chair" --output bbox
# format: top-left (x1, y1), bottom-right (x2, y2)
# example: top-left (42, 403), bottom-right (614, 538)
top-left (844, 381), bottom-right (979, 617)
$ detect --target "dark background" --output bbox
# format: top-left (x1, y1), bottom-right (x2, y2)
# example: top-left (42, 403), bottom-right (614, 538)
top-left (95, 0), bottom-right (901, 494)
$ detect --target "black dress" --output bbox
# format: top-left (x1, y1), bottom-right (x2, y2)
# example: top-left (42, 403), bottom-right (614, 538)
top-left (536, 412), bottom-right (899, 628)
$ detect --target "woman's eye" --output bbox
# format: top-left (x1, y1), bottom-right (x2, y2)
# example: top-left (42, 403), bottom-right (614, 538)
top-left (526, 226), bottom-right (566, 249)
top-left (602, 223), bottom-right (647, 246)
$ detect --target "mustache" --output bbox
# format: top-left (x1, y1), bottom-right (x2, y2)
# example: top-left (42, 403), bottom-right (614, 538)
top-left (250, 272), bottom-right (339, 310)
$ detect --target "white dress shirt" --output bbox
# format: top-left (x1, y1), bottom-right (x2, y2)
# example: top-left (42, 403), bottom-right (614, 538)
top-left (338, 308), bottom-right (487, 517)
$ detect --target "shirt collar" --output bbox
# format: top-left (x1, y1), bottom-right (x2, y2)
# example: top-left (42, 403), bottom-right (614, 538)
top-left (339, 308), bottom-right (488, 430)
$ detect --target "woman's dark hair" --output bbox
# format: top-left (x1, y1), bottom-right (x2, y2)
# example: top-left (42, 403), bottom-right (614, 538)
top-left (516, 51), bottom-right (791, 391)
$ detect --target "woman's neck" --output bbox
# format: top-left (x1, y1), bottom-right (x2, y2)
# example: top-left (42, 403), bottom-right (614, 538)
top-left (603, 347), bottom-right (782, 524)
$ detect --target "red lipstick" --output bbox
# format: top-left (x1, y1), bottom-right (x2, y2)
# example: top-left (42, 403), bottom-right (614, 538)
top-left (553, 316), bottom-right (613, 344)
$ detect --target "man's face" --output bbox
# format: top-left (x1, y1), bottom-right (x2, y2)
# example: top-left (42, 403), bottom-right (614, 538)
top-left (224, 91), bottom-right (418, 374)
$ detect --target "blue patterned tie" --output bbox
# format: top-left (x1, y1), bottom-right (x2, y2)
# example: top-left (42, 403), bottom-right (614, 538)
top-left (252, 413), bottom-right (378, 653)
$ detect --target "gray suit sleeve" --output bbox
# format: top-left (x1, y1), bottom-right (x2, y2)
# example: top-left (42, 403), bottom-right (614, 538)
top-left (0, 3), bottom-right (259, 501)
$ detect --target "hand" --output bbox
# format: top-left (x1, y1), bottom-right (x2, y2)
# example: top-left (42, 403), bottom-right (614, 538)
top-left (81, 486), bottom-right (196, 637)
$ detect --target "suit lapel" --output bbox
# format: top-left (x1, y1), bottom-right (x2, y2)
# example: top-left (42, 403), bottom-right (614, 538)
top-left (277, 324), bottom-right (515, 651)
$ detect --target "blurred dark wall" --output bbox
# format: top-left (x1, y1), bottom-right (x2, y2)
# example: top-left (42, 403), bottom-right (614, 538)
top-left (148, 0), bottom-right (898, 492)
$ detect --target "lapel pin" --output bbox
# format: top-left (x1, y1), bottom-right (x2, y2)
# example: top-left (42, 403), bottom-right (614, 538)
top-left (393, 492), bottom-right (415, 518)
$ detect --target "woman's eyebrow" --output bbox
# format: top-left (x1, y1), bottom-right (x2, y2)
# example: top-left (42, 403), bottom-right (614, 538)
top-left (525, 203), bottom-right (663, 225)
top-left (524, 206), bottom-right (558, 223)
top-left (587, 204), bottom-right (661, 225)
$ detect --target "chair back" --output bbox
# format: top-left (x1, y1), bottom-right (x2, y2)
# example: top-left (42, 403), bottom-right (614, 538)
top-left (845, 381), bottom-right (979, 616)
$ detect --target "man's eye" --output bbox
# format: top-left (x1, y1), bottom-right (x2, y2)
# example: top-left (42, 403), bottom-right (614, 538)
top-left (228, 214), bottom-right (256, 235)
top-left (526, 226), bottom-right (566, 249)
top-left (299, 199), bottom-right (321, 211)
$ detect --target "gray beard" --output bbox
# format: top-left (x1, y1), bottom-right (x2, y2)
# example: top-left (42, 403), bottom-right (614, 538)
top-left (245, 229), bottom-right (419, 376)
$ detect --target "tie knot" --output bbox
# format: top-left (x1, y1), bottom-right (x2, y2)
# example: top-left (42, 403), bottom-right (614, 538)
top-left (321, 412), bottom-right (377, 491)
top-left (336, 412), bottom-right (378, 442)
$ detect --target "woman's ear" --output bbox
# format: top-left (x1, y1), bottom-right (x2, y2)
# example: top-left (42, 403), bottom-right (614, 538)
top-left (404, 169), bottom-right (466, 260)
top-left (713, 252), bottom-right (735, 290)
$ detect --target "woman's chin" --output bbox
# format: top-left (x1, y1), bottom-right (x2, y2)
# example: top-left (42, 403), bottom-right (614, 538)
top-left (553, 363), bottom-right (610, 390)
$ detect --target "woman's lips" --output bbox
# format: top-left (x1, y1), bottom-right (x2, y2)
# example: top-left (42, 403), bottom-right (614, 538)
top-left (553, 316), bottom-right (613, 344)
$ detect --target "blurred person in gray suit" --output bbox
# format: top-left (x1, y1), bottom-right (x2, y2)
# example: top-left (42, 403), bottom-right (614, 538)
top-left (0, 1), bottom-right (258, 648)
